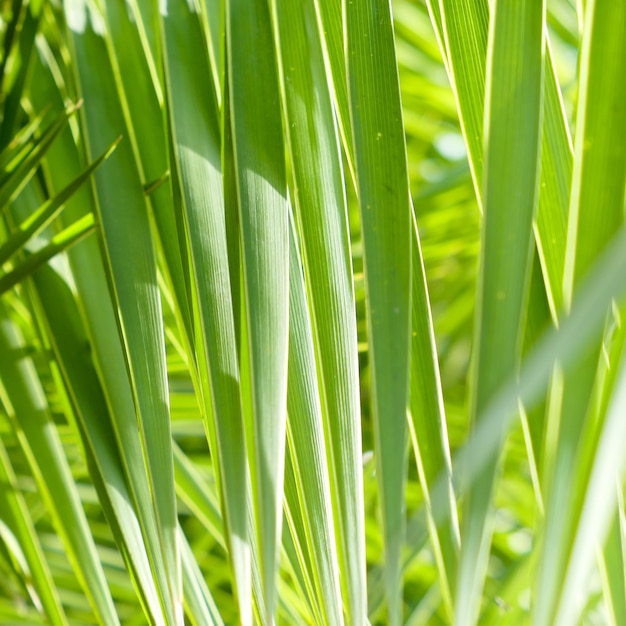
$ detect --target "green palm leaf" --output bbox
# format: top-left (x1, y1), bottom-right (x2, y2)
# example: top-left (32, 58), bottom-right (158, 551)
top-left (346, 2), bottom-right (413, 622)
top-left (226, 0), bottom-right (289, 620)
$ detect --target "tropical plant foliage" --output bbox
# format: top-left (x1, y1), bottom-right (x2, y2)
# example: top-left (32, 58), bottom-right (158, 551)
top-left (1, 0), bottom-right (625, 624)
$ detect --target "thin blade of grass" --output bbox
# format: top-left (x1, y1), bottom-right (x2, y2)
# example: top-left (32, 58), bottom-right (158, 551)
top-left (535, 0), bottom-right (626, 621)
top-left (225, 0), bottom-right (289, 620)
top-left (273, 0), bottom-right (365, 620)
top-left (281, 472), bottom-right (320, 625)
top-left (425, 7), bottom-right (571, 541)
top-left (346, 2), bottom-right (413, 622)
top-left (553, 349), bottom-right (626, 626)
top-left (221, 70), bottom-right (241, 359)
top-left (103, 0), bottom-right (195, 351)
top-left (160, 2), bottom-right (250, 622)
top-left (456, 3), bottom-right (545, 624)
top-left (562, 4), bottom-right (626, 302)
top-left (181, 530), bottom-right (225, 626)
top-left (173, 444), bottom-right (265, 622)
top-left (431, 0), bottom-right (488, 195)
top-left (283, 212), bottom-right (343, 625)
top-left (24, 259), bottom-right (171, 626)
top-left (0, 107), bottom-right (49, 174)
top-left (313, 0), bottom-right (354, 177)
top-left (0, 137), bottom-right (118, 267)
top-left (0, 213), bottom-right (94, 294)
top-left (408, 207), bottom-right (460, 618)
top-left (173, 444), bottom-right (224, 548)
top-left (0, 301), bottom-right (120, 625)
top-left (0, 103), bottom-right (79, 213)
top-left (430, 0), bottom-right (571, 315)
top-left (0, 438), bottom-right (68, 626)
top-left (30, 34), bottom-right (180, 624)
top-left (332, 4), bottom-right (460, 612)
top-left (63, 4), bottom-right (181, 621)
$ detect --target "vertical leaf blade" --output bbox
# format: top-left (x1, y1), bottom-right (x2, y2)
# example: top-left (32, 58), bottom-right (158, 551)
top-left (160, 2), bottom-right (250, 622)
top-left (274, 0), bottom-right (366, 620)
top-left (536, 0), bottom-right (626, 622)
top-left (226, 0), bottom-right (289, 619)
top-left (63, 3), bottom-right (181, 621)
top-left (284, 213), bottom-right (343, 626)
top-left (346, 1), bottom-right (413, 622)
top-left (457, 2), bottom-right (545, 625)
top-left (0, 302), bottom-right (120, 626)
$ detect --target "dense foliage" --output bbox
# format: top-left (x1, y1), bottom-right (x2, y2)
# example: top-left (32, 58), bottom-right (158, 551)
top-left (1, 0), bottom-right (625, 624)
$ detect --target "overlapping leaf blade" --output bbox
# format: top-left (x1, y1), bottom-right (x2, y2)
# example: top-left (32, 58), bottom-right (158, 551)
top-left (408, 208), bottom-right (459, 618)
top-left (431, 0), bottom-right (571, 314)
top-left (0, 301), bottom-right (119, 625)
top-left (225, 0), bottom-right (289, 619)
top-left (160, 2), bottom-right (250, 622)
top-left (535, 0), bottom-right (626, 622)
top-left (0, 437), bottom-right (67, 626)
top-left (21, 259), bottom-right (169, 626)
top-left (274, 0), bottom-right (366, 620)
top-left (283, 212), bottom-right (344, 625)
top-left (28, 30), bottom-right (179, 624)
top-left (63, 2), bottom-right (181, 621)
top-left (456, 2), bottom-right (545, 625)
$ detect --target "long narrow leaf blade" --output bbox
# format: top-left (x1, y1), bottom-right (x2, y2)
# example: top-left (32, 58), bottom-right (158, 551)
top-left (408, 208), bottom-right (460, 618)
top-left (0, 301), bottom-right (120, 625)
top-left (160, 2), bottom-right (250, 622)
top-left (29, 34), bottom-right (180, 624)
top-left (431, 0), bottom-right (571, 314)
top-left (457, 3), bottom-right (545, 624)
top-left (284, 212), bottom-right (343, 625)
top-left (536, 0), bottom-right (626, 621)
top-left (273, 0), bottom-right (366, 620)
top-left (346, 2), bottom-right (413, 622)
top-left (0, 137), bottom-right (119, 267)
top-left (64, 4), bottom-right (181, 621)
top-left (226, 0), bottom-right (289, 620)
top-left (0, 438), bottom-right (68, 626)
